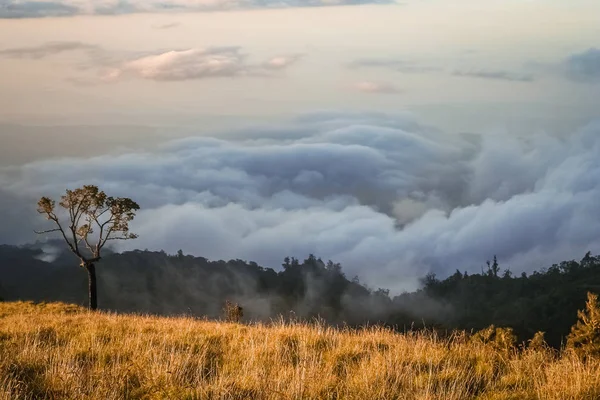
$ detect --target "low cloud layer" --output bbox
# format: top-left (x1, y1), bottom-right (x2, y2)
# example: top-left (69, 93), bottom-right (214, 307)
top-left (1, 112), bottom-right (600, 293)
top-left (566, 48), bottom-right (600, 82)
top-left (0, 0), bottom-right (395, 18)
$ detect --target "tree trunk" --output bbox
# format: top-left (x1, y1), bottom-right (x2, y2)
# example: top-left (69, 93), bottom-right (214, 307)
top-left (86, 263), bottom-right (98, 310)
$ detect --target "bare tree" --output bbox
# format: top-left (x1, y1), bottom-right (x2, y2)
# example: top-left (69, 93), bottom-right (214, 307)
top-left (36, 185), bottom-right (140, 310)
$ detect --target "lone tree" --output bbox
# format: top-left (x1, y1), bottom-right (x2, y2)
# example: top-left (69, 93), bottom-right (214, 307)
top-left (36, 185), bottom-right (140, 310)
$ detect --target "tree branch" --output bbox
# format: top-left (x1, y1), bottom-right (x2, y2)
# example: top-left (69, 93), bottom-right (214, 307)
top-left (34, 228), bottom-right (62, 234)
top-left (98, 225), bottom-right (115, 250)
top-left (69, 222), bottom-right (80, 257)
top-left (82, 216), bottom-right (97, 257)
top-left (92, 209), bottom-right (113, 251)
top-left (36, 188), bottom-right (139, 264)
top-left (39, 212), bottom-right (79, 257)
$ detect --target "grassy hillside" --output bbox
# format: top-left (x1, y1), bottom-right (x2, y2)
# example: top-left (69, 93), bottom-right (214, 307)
top-left (1, 302), bottom-right (599, 400)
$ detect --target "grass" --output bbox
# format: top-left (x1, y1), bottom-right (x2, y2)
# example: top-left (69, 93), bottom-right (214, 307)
top-left (1, 301), bottom-right (600, 399)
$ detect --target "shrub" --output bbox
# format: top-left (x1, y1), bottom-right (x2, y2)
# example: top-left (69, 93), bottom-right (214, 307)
top-left (223, 300), bottom-right (244, 323)
top-left (471, 325), bottom-right (516, 353)
top-left (567, 292), bottom-right (600, 358)
top-left (527, 331), bottom-right (548, 351)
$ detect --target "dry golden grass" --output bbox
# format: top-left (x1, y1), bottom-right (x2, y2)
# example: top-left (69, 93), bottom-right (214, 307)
top-left (1, 301), bottom-right (600, 400)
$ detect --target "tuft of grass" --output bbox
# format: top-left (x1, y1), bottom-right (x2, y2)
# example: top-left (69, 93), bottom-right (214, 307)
top-left (1, 301), bottom-right (600, 399)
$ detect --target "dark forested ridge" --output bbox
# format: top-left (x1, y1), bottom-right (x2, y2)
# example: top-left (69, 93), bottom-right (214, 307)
top-left (1, 241), bottom-right (599, 348)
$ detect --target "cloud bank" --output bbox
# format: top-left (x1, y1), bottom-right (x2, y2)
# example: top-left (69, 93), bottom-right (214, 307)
top-left (1, 112), bottom-right (600, 293)
top-left (0, 0), bottom-right (396, 18)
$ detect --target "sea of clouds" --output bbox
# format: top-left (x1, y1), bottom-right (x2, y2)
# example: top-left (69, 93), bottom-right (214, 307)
top-left (1, 112), bottom-right (599, 292)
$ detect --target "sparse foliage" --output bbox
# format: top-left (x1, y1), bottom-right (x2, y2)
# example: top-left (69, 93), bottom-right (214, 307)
top-left (35, 185), bottom-right (139, 310)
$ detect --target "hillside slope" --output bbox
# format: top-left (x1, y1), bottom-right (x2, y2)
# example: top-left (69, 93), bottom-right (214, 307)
top-left (1, 302), bottom-right (599, 400)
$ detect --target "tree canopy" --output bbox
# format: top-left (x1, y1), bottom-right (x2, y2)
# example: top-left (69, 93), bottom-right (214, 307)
top-left (36, 185), bottom-right (139, 265)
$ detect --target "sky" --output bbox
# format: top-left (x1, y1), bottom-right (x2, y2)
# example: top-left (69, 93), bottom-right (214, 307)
top-left (1, 0), bottom-right (600, 292)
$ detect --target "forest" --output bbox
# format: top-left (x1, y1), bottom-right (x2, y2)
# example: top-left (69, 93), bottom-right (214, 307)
top-left (1, 240), bottom-right (599, 348)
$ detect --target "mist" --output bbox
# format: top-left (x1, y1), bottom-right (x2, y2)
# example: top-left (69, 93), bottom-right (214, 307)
top-left (1, 112), bottom-right (599, 293)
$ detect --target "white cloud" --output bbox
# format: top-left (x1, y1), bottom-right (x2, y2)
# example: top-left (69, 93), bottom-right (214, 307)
top-left (118, 48), bottom-right (247, 81)
top-left (0, 43), bottom-right (302, 83)
top-left (263, 55), bottom-right (302, 70)
top-left (107, 48), bottom-right (302, 82)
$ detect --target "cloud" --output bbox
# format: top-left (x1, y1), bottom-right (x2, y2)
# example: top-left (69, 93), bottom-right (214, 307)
top-left (2, 113), bottom-right (600, 294)
top-left (350, 57), bottom-right (534, 83)
top-left (565, 48), bottom-right (600, 82)
top-left (452, 69), bottom-right (534, 82)
top-left (0, 0), bottom-right (77, 18)
top-left (263, 55), bottom-right (303, 70)
top-left (0, 41), bottom-right (99, 59)
top-left (0, 0), bottom-right (396, 18)
top-left (103, 47), bottom-right (301, 82)
top-left (348, 58), bottom-right (441, 74)
top-left (353, 81), bottom-right (401, 94)
top-left (111, 47), bottom-right (249, 81)
top-left (0, 43), bottom-right (301, 83)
